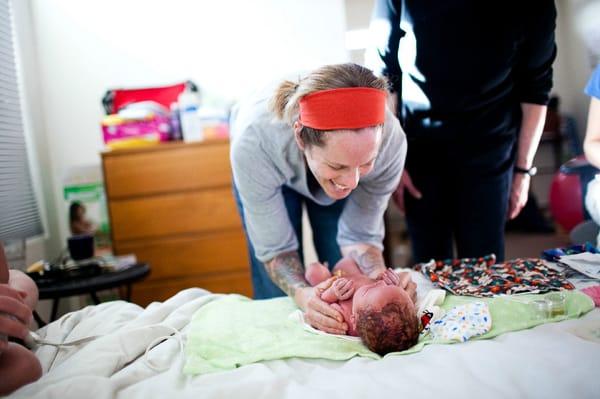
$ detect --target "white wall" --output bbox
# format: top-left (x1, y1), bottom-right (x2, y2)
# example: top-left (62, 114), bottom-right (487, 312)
top-left (22, 0), bottom-right (348, 252)
top-left (14, 0), bottom-right (596, 258)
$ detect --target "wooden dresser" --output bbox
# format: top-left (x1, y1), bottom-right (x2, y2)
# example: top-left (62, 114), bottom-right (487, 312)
top-left (101, 140), bottom-right (252, 306)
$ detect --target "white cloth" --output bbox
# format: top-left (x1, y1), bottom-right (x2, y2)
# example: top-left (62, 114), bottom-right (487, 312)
top-left (559, 252), bottom-right (600, 280)
top-left (289, 310), bottom-right (361, 342)
top-left (10, 286), bottom-right (600, 399)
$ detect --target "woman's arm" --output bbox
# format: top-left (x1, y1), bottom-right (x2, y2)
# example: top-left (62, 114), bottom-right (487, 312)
top-left (341, 244), bottom-right (387, 279)
top-left (584, 97), bottom-right (600, 169)
top-left (264, 251), bottom-right (309, 300)
top-left (265, 251), bottom-right (348, 334)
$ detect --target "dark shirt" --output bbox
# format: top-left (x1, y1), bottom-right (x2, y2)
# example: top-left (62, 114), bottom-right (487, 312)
top-left (372, 0), bottom-right (557, 143)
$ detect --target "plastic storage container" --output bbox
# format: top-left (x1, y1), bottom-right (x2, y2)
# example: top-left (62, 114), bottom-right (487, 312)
top-left (178, 89), bottom-right (203, 142)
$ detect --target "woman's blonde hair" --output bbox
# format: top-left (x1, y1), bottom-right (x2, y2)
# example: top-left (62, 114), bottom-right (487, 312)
top-left (269, 63), bottom-right (389, 147)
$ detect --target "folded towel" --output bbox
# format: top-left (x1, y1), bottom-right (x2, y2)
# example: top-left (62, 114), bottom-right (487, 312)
top-left (184, 295), bottom-right (377, 375)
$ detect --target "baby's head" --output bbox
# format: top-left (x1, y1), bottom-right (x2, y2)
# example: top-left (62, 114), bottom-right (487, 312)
top-left (351, 280), bottom-right (419, 355)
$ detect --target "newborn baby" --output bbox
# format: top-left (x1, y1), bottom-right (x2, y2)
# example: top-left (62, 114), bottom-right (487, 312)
top-left (305, 257), bottom-right (420, 355)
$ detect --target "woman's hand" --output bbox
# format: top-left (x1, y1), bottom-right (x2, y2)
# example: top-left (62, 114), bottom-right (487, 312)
top-left (0, 285), bottom-right (31, 353)
top-left (313, 276), bottom-right (336, 293)
top-left (295, 286), bottom-right (348, 335)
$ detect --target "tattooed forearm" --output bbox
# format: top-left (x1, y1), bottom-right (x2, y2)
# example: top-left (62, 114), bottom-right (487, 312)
top-left (265, 251), bottom-right (309, 297)
top-left (349, 247), bottom-right (386, 277)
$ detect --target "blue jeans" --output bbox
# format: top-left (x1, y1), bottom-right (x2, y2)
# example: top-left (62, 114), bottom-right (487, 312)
top-left (233, 184), bottom-right (346, 299)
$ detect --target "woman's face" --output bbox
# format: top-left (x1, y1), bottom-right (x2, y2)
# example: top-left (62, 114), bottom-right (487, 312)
top-left (295, 123), bottom-right (382, 200)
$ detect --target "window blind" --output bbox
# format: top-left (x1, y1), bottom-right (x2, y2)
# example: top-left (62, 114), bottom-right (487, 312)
top-left (0, 0), bottom-right (43, 242)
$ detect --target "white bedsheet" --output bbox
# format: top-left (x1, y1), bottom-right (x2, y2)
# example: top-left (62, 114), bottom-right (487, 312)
top-left (9, 275), bottom-right (600, 399)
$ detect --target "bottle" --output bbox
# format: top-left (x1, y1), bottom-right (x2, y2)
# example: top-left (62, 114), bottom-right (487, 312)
top-left (169, 102), bottom-right (182, 141)
top-left (178, 88), bottom-right (203, 142)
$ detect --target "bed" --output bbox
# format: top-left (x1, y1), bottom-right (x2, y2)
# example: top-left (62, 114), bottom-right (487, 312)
top-left (9, 270), bottom-right (600, 399)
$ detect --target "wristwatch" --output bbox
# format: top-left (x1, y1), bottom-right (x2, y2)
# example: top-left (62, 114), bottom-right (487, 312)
top-left (514, 165), bottom-right (538, 176)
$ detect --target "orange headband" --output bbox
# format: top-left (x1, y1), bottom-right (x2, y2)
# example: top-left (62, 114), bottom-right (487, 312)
top-left (299, 87), bottom-right (386, 130)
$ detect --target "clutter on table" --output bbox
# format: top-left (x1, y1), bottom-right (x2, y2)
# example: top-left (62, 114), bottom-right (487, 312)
top-left (100, 81), bottom-right (230, 149)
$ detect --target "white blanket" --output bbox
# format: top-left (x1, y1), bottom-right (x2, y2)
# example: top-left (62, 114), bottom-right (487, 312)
top-left (9, 281), bottom-right (600, 399)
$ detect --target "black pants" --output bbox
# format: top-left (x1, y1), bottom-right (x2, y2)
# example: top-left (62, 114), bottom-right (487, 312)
top-left (404, 134), bottom-right (515, 263)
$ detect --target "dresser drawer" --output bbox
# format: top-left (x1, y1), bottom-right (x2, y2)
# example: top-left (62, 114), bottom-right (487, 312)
top-left (114, 230), bottom-right (249, 280)
top-left (131, 271), bottom-right (253, 306)
top-left (102, 141), bottom-right (253, 307)
top-left (102, 141), bottom-right (232, 199)
top-left (109, 187), bottom-right (241, 240)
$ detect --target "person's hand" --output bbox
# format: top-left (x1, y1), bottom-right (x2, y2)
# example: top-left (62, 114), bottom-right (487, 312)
top-left (377, 268), bottom-right (401, 286)
top-left (397, 272), bottom-right (417, 303)
top-left (0, 245), bottom-right (9, 285)
top-left (508, 173), bottom-right (530, 220)
top-left (0, 284), bottom-right (31, 353)
top-left (295, 286), bottom-right (348, 335)
top-left (332, 278), bottom-right (354, 301)
top-left (392, 170), bottom-right (422, 213)
top-left (313, 276), bottom-right (336, 294)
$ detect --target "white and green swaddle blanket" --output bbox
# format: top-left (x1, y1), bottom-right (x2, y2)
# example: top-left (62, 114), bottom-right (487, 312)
top-left (184, 290), bottom-right (593, 375)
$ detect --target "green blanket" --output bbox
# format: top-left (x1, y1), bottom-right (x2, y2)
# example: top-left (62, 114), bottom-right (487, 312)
top-left (184, 291), bottom-right (594, 375)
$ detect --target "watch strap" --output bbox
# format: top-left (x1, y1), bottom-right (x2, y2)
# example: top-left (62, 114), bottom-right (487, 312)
top-left (514, 165), bottom-right (537, 176)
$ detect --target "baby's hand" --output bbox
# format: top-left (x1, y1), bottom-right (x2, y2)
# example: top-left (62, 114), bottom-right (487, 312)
top-left (377, 268), bottom-right (401, 286)
top-left (333, 278), bottom-right (354, 301)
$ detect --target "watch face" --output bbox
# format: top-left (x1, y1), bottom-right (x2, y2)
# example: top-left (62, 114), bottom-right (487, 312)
top-left (529, 166), bottom-right (538, 176)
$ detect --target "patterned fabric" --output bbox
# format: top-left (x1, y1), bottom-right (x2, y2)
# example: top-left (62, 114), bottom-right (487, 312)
top-left (416, 254), bottom-right (574, 297)
top-left (429, 302), bottom-right (491, 342)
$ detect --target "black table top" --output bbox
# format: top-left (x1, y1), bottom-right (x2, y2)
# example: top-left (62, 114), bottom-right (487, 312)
top-left (37, 263), bottom-right (150, 300)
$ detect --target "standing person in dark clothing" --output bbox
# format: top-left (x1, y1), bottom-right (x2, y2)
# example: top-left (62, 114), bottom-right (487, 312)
top-left (369, 0), bottom-right (557, 262)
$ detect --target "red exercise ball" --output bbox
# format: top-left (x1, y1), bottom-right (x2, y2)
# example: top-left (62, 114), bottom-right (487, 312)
top-left (549, 156), bottom-right (597, 232)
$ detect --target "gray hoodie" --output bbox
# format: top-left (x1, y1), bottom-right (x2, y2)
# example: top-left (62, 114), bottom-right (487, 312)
top-left (230, 88), bottom-right (407, 262)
